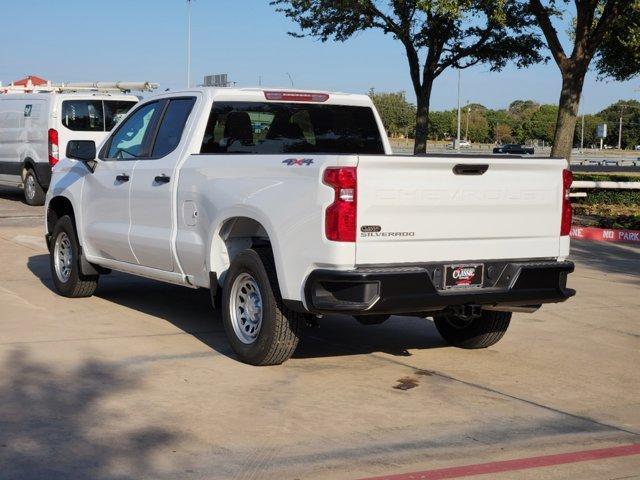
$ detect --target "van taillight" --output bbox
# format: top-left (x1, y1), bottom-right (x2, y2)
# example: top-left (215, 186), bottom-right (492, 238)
top-left (561, 169), bottom-right (573, 236)
top-left (48, 128), bottom-right (59, 166)
top-left (324, 167), bottom-right (357, 242)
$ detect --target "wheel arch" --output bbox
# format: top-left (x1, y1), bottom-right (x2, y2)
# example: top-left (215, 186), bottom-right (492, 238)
top-left (46, 195), bottom-right (76, 236)
top-left (209, 215), bottom-right (282, 290)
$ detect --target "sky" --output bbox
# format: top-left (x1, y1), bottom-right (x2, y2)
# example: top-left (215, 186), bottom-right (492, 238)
top-left (0, 0), bottom-right (637, 114)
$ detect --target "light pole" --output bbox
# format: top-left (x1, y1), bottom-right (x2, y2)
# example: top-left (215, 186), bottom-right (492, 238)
top-left (465, 101), bottom-right (471, 141)
top-left (456, 69), bottom-right (461, 150)
top-left (618, 103), bottom-right (627, 150)
top-left (187, 0), bottom-right (192, 88)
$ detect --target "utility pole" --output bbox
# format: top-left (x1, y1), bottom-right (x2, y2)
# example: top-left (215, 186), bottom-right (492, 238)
top-left (618, 103), bottom-right (626, 150)
top-left (581, 114), bottom-right (585, 151)
top-left (286, 72), bottom-right (294, 88)
top-left (456, 69), bottom-right (461, 150)
top-left (465, 101), bottom-right (470, 141)
top-left (187, 0), bottom-right (192, 88)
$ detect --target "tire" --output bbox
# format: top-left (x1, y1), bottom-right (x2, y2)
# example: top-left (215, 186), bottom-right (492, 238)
top-left (434, 310), bottom-right (511, 349)
top-left (354, 314), bottom-right (390, 325)
top-left (222, 247), bottom-right (301, 366)
top-left (49, 215), bottom-right (98, 298)
top-left (24, 169), bottom-right (45, 206)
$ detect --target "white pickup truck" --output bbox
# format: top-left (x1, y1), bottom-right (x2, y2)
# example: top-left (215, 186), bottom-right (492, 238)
top-left (45, 88), bottom-right (575, 365)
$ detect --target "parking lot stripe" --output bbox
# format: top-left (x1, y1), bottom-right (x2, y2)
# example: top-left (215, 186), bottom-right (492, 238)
top-left (356, 444), bottom-right (640, 480)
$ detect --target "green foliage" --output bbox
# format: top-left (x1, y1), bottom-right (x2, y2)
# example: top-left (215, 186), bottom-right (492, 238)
top-left (593, 100), bottom-right (640, 149)
top-left (573, 189), bottom-right (640, 206)
top-left (428, 110), bottom-right (455, 139)
top-left (595, 0), bottom-right (640, 81)
top-left (523, 104), bottom-right (558, 143)
top-left (368, 90), bottom-right (416, 137)
top-left (574, 173), bottom-right (640, 182)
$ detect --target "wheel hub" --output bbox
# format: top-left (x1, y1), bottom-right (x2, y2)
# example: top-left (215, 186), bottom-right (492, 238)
top-left (54, 232), bottom-right (73, 283)
top-left (229, 273), bottom-right (263, 344)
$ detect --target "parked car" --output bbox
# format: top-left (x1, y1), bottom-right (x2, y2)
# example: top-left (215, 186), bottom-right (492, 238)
top-left (45, 88), bottom-right (575, 365)
top-left (493, 144), bottom-right (535, 155)
top-left (446, 139), bottom-right (471, 149)
top-left (0, 91), bottom-right (139, 204)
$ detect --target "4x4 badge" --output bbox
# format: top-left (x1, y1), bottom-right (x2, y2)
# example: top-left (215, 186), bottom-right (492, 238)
top-left (282, 158), bottom-right (313, 166)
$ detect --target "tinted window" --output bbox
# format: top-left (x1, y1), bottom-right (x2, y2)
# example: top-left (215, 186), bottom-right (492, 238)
top-left (62, 100), bottom-right (104, 131)
top-left (106, 102), bottom-right (160, 159)
top-left (151, 98), bottom-right (196, 157)
top-left (200, 102), bottom-right (384, 155)
top-left (104, 101), bottom-right (137, 130)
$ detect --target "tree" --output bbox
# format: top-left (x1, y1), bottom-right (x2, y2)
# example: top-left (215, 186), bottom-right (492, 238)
top-left (524, 104), bottom-right (558, 144)
top-left (494, 123), bottom-right (514, 143)
top-left (271, 0), bottom-right (544, 154)
top-left (368, 89), bottom-right (416, 137)
top-left (428, 110), bottom-right (455, 140)
top-left (529, 0), bottom-right (635, 159)
top-left (595, 1), bottom-right (640, 81)
top-left (596, 99), bottom-right (640, 148)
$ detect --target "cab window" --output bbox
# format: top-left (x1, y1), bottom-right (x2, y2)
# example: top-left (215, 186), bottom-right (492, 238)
top-left (106, 102), bottom-right (160, 159)
top-left (151, 98), bottom-right (196, 158)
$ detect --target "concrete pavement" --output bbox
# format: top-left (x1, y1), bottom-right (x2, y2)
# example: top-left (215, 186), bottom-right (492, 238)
top-left (0, 186), bottom-right (638, 480)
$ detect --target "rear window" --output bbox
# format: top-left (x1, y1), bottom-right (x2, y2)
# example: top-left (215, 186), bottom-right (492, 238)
top-left (200, 102), bottom-right (384, 155)
top-left (62, 100), bottom-right (137, 132)
top-left (105, 101), bottom-right (137, 130)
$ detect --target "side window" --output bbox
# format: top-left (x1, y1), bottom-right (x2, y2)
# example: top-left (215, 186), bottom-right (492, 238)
top-left (62, 100), bottom-right (104, 131)
top-left (104, 100), bottom-right (138, 131)
top-left (106, 102), bottom-right (160, 159)
top-left (151, 98), bottom-right (196, 158)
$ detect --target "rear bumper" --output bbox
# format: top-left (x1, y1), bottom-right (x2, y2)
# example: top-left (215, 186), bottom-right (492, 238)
top-left (303, 260), bottom-right (575, 315)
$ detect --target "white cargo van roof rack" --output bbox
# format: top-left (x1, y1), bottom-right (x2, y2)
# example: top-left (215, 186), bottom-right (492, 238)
top-left (0, 80), bottom-right (159, 94)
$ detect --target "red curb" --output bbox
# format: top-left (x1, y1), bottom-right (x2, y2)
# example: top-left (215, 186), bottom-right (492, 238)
top-left (571, 225), bottom-right (640, 244)
top-left (356, 444), bottom-right (640, 480)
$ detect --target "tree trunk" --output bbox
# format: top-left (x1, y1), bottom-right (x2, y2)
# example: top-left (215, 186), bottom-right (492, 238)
top-left (551, 65), bottom-right (587, 159)
top-left (413, 78), bottom-right (434, 155)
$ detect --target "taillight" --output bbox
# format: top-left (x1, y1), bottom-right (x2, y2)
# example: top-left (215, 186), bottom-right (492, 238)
top-left (561, 169), bottom-right (573, 236)
top-left (323, 167), bottom-right (357, 242)
top-left (264, 91), bottom-right (329, 102)
top-left (48, 128), bottom-right (59, 166)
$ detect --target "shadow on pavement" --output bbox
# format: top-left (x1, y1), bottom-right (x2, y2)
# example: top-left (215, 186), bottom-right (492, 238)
top-left (27, 254), bottom-right (447, 362)
top-left (570, 239), bottom-right (640, 283)
top-left (0, 349), bottom-right (178, 480)
top-left (0, 186), bottom-right (25, 204)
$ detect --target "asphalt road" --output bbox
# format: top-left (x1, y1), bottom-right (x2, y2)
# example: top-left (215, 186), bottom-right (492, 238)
top-left (0, 186), bottom-right (638, 480)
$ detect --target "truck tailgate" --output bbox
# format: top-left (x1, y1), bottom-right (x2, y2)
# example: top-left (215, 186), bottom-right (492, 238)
top-left (356, 155), bottom-right (566, 265)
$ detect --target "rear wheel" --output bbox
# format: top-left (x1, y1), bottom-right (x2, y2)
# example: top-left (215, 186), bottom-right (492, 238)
top-left (49, 215), bottom-right (98, 297)
top-left (434, 310), bottom-right (511, 349)
top-left (222, 247), bottom-right (301, 365)
top-left (24, 169), bottom-right (45, 206)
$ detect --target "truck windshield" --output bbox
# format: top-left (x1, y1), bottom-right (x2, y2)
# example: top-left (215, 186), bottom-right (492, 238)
top-left (201, 102), bottom-right (384, 155)
top-left (62, 100), bottom-right (137, 132)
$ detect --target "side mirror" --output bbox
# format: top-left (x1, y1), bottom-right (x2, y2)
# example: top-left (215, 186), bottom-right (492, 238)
top-left (66, 140), bottom-right (97, 172)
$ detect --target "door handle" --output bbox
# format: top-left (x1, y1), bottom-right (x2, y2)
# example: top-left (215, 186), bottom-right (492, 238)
top-left (154, 174), bottom-right (171, 184)
top-left (115, 174), bottom-right (130, 183)
top-left (453, 164), bottom-right (489, 175)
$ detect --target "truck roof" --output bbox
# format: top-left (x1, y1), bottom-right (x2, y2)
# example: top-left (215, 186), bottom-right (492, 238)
top-left (146, 87), bottom-right (375, 108)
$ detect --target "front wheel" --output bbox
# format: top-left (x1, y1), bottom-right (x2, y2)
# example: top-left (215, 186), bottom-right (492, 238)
top-left (49, 215), bottom-right (98, 297)
top-left (222, 248), bottom-right (301, 365)
top-left (434, 310), bottom-right (511, 349)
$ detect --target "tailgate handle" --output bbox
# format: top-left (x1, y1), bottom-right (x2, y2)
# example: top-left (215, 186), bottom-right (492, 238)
top-left (453, 164), bottom-right (489, 175)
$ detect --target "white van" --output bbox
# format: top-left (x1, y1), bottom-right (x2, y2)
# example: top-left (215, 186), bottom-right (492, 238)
top-left (0, 92), bottom-right (138, 204)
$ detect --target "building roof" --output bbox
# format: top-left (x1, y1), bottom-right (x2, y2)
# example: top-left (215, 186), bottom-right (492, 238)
top-left (12, 75), bottom-right (48, 86)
